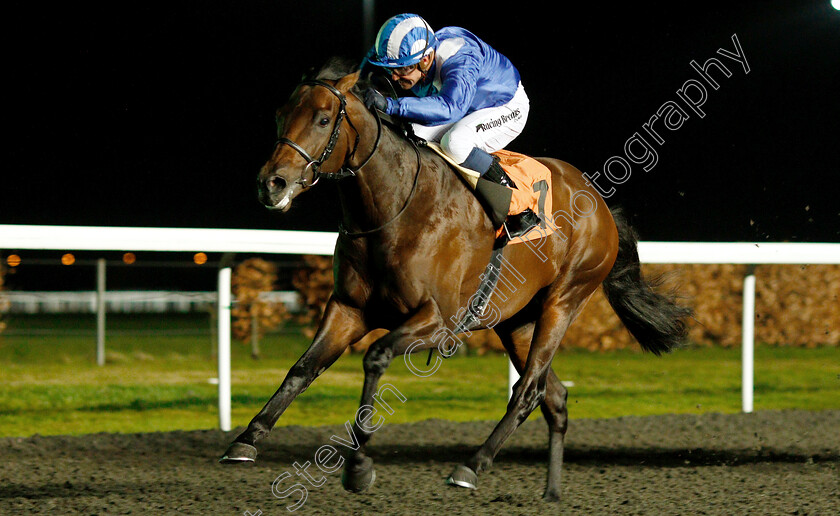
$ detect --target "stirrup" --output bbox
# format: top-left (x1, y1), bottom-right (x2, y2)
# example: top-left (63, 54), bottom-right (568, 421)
top-left (496, 209), bottom-right (541, 247)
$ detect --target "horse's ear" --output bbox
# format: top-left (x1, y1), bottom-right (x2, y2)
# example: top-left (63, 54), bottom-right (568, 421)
top-left (301, 66), bottom-right (317, 81)
top-left (336, 71), bottom-right (361, 93)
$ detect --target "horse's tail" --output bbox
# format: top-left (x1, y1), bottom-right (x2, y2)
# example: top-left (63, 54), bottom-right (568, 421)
top-left (601, 207), bottom-right (693, 355)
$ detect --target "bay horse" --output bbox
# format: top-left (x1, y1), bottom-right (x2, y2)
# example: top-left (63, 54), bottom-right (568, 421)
top-left (221, 58), bottom-right (692, 501)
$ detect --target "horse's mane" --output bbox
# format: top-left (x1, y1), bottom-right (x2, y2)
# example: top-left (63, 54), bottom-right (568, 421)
top-left (313, 56), bottom-right (358, 80)
top-left (308, 56), bottom-right (420, 149)
top-left (306, 56), bottom-right (370, 94)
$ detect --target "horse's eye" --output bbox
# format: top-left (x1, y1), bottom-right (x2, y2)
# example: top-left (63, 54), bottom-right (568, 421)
top-left (319, 116), bottom-right (330, 127)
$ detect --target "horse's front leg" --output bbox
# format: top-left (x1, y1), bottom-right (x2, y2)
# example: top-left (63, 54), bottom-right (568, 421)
top-left (220, 296), bottom-right (367, 463)
top-left (341, 300), bottom-right (445, 492)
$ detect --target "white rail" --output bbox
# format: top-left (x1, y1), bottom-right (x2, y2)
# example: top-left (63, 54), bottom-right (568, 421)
top-left (640, 242), bottom-right (840, 414)
top-left (3, 224), bottom-right (840, 428)
top-left (510, 241), bottom-right (840, 412)
top-left (2, 224), bottom-right (335, 432)
top-left (0, 225), bottom-right (338, 255)
top-left (637, 242), bottom-right (840, 265)
top-left (4, 290), bottom-right (300, 314)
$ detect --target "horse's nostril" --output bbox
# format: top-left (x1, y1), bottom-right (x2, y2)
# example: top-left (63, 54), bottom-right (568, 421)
top-left (269, 175), bottom-right (287, 191)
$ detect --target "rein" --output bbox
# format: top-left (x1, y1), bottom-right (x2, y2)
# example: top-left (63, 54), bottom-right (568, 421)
top-left (275, 78), bottom-right (422, 239)
top-left (339, 135), bottom-right (422, 239)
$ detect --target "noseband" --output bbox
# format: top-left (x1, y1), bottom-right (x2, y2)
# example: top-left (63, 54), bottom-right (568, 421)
top-left (275, 79), bottom-right (379, 187)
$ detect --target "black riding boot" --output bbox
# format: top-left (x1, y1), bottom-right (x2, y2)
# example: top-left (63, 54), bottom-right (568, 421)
top-left (461, 149), bottom-right (541, 240)
top-left (503, 209), bottom-right (541, 240)
top-left (483, 159), bottom-right (541, 242)
top-left (461, 149), bottom-right (511, 230)
top-left (483, 158), bottom-right (517, 188)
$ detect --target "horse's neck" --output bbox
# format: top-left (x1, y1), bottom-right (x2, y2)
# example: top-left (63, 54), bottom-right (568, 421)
top-left (338, 125), bottom-right (434, 234)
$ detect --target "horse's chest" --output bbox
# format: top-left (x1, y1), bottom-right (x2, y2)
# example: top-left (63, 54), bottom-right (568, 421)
top-left (338, 243), bottom-right (448, 323)
top-left (365, 257), bottom-right (427, 312)
top-left (370, 266), bottom-right (419, 309)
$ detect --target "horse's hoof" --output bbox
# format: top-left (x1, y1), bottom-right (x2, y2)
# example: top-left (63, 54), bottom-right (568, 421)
top-left (219, 442), bottom-right (257, 464)
top-left (341, 458), bottom-right (376, 493)
top-left (446, 465), bottom-right (478, 489)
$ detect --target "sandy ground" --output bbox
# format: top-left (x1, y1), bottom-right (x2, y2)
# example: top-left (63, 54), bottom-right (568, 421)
top-left (1, 410), bottom-right (838, 515)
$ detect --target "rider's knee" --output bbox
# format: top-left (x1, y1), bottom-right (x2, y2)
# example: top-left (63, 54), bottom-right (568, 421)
top-left (440, 128), bottom-right (478, 165)
top-left (458, 147), bottom-right (494, 174)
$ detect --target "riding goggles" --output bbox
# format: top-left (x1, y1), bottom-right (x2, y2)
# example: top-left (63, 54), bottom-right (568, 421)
top-left (390, 63), bottom-right (419, 77)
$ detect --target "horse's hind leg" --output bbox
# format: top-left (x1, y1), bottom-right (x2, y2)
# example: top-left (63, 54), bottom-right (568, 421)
top-left (538, 368), bottom-right (569, 501)
top-left (342, 301), bottom-right (446, 493)
top-left (449, 291), bottom-right (586, 497)
top-left (494, 320), bottom-right (568, 501)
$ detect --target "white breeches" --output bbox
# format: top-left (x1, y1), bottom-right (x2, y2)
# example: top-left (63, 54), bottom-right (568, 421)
top-left (411, 82), bottom-right (530, 164)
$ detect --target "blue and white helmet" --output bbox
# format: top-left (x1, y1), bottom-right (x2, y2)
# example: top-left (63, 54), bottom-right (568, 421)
top-left (368, 14), bottom-right (438, 68)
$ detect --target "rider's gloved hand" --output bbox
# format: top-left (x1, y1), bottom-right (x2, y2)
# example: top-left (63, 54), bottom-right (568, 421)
top-left (364, 88), bottom-right (388, 113)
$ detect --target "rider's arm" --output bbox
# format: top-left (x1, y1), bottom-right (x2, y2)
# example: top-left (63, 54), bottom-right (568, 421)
top-left (385, 54), bottom-right (480, 126)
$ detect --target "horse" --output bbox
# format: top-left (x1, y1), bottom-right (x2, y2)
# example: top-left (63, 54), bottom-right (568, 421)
top-left (220, 57), bottom-right (693, 502)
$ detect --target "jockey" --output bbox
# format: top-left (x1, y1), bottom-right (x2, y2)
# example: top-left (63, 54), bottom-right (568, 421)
top-left (362, 13), bottom-right (539, 238)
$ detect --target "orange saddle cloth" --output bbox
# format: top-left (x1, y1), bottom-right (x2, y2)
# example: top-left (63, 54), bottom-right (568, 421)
top-left (491, 150), bottom-right (555, 243)
top-left (425, 143), bottom-right (556, 245)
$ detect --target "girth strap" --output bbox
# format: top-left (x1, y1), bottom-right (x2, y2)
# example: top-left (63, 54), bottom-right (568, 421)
top-left (426, 247), bottom-right (505, 365)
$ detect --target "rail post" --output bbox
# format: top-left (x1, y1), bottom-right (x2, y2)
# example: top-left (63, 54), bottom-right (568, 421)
top-left (96, 258), bottom-right (106, 366)
top-left (218, 253), bottom-right (235, 431)
top-left (742, 264), bottom-right (757, 413)
top-left (508, 358), bottom-right (517, 400)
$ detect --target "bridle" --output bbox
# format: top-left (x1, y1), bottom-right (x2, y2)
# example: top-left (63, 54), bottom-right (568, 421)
top-left (274, 79), bottom-right (375, 187)
top-left (273, 78), bottom-right (422, 238)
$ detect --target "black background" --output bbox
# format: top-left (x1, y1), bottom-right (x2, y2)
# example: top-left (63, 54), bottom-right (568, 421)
top-left (2, 1), bottom-right (839, 289)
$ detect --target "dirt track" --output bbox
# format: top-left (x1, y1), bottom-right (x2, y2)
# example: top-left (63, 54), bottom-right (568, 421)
top-left (1, 410), bottom-right (837, 515)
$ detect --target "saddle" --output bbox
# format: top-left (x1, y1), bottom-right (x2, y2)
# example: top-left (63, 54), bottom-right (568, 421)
top-left (425, 143), bottom-right (556, 245)
top-left (373, 110), bottom-right (555, 246)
